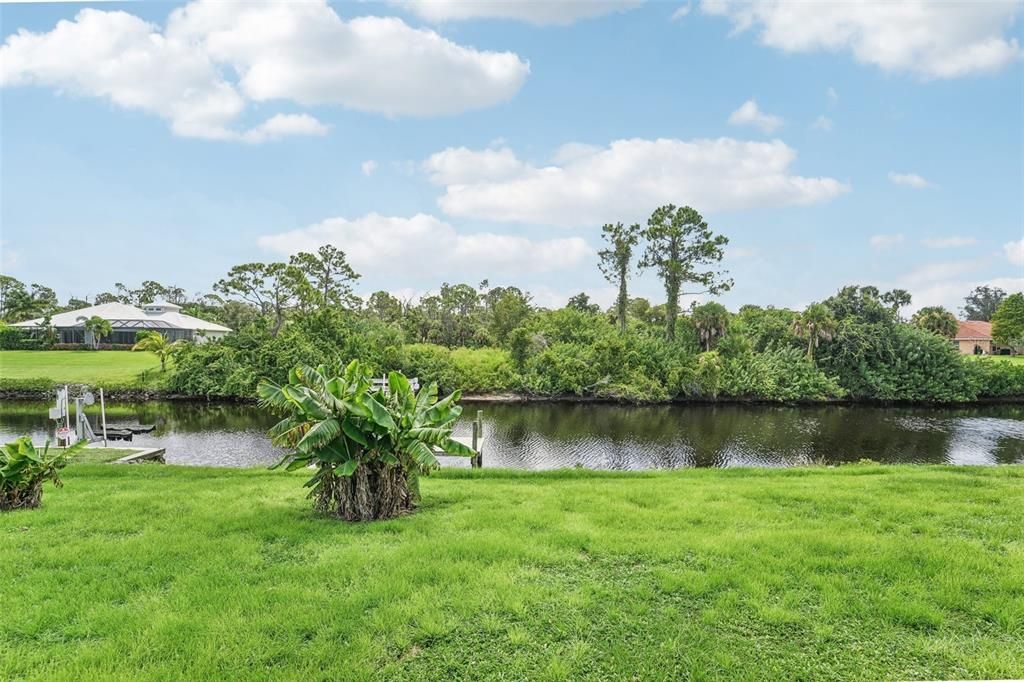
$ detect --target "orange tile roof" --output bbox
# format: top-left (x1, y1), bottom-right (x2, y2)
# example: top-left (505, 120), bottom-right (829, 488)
top-left (954, 320), bottom-right (992, 340)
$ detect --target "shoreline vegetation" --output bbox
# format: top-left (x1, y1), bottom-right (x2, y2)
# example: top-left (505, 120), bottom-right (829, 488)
top-left (1, 348), bottom-right (1022, 406)
top-left (2, 464), bottom-right (1021, 679)
top-left (4, 385), bottom-right (1024, 408)
top-left (3, 242), bottom-right (1024, 408)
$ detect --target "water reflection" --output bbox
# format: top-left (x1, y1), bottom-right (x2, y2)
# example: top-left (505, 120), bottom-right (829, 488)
top-left (0, 400), bottom-right (1021, 469)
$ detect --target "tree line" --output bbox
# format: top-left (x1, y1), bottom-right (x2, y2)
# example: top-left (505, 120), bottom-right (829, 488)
top-left (1, 205), bottom-right (1022, 403)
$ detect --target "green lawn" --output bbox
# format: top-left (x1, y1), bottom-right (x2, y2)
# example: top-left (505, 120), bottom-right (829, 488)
top-left (967, 354), bottom-right (1024, 364)
top-left (0, 350), bottom-right (163, 387)
top-left (72, 447), bottom-right (141, 464)
top-left (2, 465), bottom-right (1021, 680)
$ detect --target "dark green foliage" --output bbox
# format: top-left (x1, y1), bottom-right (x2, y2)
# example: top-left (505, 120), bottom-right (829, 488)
top-left (818, 322), bottom-right (975, 402)
top-left (962, 285), bottom-right (1006, 321)
top-left (288, 244), bottom-right (360, 309)
top-left (566, 292), bottom-right (600, 314)
top-left (733, 305), bottom-right (800, 352)
top-left (912, 305), bottom-right (959, 338)
top-left (598, 222), bottom-right (641, 333)
top-left (717, 347), bottom-right (844, 401)
top-left (823, 285), bottom-right (898, 325)
top-left (0, 325), bottom-right (42, 350)
top-left (168, 310), bottom-right (402, 397)
top-left (992, 293), bottom-right (1024, 350)
top-left (967, 359), bottom-right (1024, 397)
top-left (0, 276), bottom-right (58, 323)
top-left (399, 344), bottom-right (517, 394)
top-left (690, 301), bottom-right (730, 352)
top-left (641, 205), bottom-right (731, 341)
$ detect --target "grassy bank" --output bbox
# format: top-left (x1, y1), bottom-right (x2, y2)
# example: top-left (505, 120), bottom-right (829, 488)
top-left (73, 447), bottom-right (141, 463)
top-left (968, 354), bottom-right (1024, 364)
top-left (0, 350), bottom-right (164, 390)
top-left (2, 465), bottom-right (1022, 680)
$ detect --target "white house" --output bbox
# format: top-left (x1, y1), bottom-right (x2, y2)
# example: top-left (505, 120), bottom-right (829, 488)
top-left (13, 301), bottom-right (231, 345)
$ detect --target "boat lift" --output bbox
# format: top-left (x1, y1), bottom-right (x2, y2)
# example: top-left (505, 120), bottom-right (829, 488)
top-left (50, 385), bottom-right (109, 446)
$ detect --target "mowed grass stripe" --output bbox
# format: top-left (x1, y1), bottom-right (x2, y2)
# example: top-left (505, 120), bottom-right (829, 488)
top-left (0, 350), bottom-right (162, 385)
top-left (1, 465), bottom-right (1021, 680)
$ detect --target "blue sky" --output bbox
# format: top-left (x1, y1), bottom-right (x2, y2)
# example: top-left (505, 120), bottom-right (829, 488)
top-left (1, 0), bottom-right (1022, 313)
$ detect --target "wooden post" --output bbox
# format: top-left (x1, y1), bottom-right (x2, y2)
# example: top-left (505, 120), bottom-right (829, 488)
top-left (471, 420), bottom-right (479, 468)
top-left (475, 409), bottom-right (484, 468)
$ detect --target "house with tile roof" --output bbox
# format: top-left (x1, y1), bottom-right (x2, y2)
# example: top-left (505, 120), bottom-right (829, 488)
top-left (952, 320), bottom-right (1010, 355)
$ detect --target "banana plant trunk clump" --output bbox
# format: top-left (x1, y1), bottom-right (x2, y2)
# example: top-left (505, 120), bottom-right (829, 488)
top-left (258, 361), bottom-right (473, 522)
top-left (0, 480), bottom-right (43, 510)
top-left (315, 462), bottom-right (411, 522)
top-left (1, 437), bottom-right (84, 511)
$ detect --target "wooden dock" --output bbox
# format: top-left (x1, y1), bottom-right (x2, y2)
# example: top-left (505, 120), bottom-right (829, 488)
top-left (112, 447), bottom-right (166, 464)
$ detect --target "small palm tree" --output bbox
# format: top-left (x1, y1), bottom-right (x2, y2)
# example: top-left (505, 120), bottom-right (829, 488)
top-left (131, 331), bottom-right (182, 372)
top-left (691, 302), bottom-right (730, 352)
top-left (911, 306), bottom-right (958, 338)
top-left (794, 302), bottom-right (837, 362)
top-left (82, 315), bottom-right (112, 349)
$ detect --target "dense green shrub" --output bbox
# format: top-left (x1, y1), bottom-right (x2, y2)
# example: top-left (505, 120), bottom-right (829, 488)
top-left (818, 322), bottom-right (975, 402)
top-left (168, 312), bottom-right (403, 397)
top-left (718, 347), bottom-right (844, 401)
top-left (399, 344), bottom-right (517, 394)
top-left (0, 326), bottom-right (41, 350)
top-left (967, 359), bottom-right (1024, 398)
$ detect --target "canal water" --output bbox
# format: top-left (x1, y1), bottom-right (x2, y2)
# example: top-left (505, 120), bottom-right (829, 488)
top-left (0, 400), bottom-right (1022, 469)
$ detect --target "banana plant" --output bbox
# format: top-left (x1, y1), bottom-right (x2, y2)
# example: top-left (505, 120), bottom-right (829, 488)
top-left (1, 437), bottom-right (86, 511)
top-left (258, 360), bottom-right (474, 520)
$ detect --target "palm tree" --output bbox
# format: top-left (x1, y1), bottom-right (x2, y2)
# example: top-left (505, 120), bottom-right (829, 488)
top-left (793, 302), bottom-right (837, 362)
top-left (82, 315), bottom-right (112, 349)
top-left (691, 302), bottom-right (730, 352)
top-left (911, 306), bottom-right (958, 338)
top-left (131, 331), bottom-right (182, 371)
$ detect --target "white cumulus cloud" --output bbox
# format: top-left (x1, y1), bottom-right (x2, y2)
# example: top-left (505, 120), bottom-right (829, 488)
top-left (391, 0), bottom-right (642, 25)
top-left (889, 172), bottom-right (932, 189)
top-left (895, 259), bottom-right (1024, 312)
top-left (701, 0), bottom-right (1022, 79)
top-left (1005, 238), bottom-right (1024, 267)
top-left (257, 213), bottom-right (591, 274)
top-left (424, 146), bottom-right (527, 185)
top-left (0, 1), bottom-right (529, 141)
top-left (728, 99), bottom-right (783, 133)
top-left (241, 114), bottom-right (328, 144)
top-left (426, 137), bottom-right (848, 227)
top-left (361, 160), bottom-right (379, 176)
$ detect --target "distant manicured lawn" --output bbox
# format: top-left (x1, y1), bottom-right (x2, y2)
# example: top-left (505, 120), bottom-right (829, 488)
top-left (968, 354), bottom-right (1024, 364)
top-left (1, 465), bottom-right (1021, 680)
top-left (0, 350), bottom-right (163, 387)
